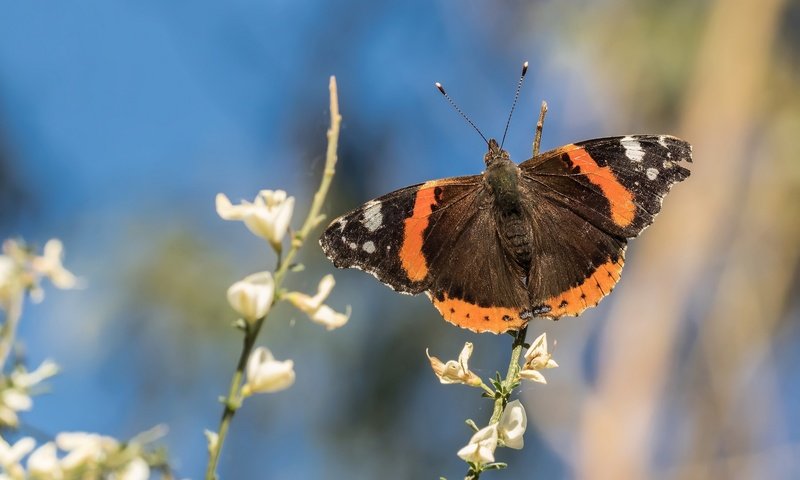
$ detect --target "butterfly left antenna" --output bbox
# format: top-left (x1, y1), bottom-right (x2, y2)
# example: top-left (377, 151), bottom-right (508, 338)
top-left (435, 82), bottom-right (489, 146)
top-left (500, 61), bottom-right (529, 149)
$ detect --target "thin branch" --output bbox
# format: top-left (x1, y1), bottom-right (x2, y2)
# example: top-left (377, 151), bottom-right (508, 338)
top-left (205, 76), bottom-right (342, 480)
top-left (532, 101), bottom-right (548, 157)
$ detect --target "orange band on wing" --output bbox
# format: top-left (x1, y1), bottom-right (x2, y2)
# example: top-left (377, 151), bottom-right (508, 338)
top-left (433, 293), bottom-right (527, 334)
top-left (542, 255), bottom-right (624, 317)
top-left (566, 147), bottom-right (635, 228)
top-left (399, 181), bottom-right (439, 282)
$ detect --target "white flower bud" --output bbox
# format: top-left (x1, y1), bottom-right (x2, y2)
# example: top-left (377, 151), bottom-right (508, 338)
top-left (216, 190), bottom-right (295, 251)
top-left (32, 239), bottom-right (78, 290)
top-left (242, 347), bottom-right (295, 395)
top-left (498, 400), bottom-right (527, 449)
top-left (227, 272), bottom-right (274, 323)
top-left (519, 332), bottom-right (558, 384)
top-left (427, 342), bottom-right (483, 387)
top-left (285, 275), bottom-right (349, 330)
top-left (456, 424), bottom-right (498, 464)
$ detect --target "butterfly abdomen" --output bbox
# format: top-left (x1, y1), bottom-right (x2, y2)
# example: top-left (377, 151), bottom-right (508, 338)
top-left (484, 158), bottom-right (535, 269)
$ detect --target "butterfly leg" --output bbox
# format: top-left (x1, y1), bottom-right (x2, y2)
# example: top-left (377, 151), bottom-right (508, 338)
top-left (532, 100), bottom-right (548, 157)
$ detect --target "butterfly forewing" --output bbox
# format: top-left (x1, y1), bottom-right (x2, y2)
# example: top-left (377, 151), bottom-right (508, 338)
top-left (319, 176), bottom-right (481, 294)
top-left (520, 135), bottom-right (691, 238)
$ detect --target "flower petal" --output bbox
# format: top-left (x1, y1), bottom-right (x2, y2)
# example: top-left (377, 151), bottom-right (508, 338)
top-left (457, 424), bottom-right (498, 464)
top-left (226, 272), bottom-right (274, 322)
top-left (498, 400), bottom-right (527, 449)
top-left (243, 347), bottom-right (295, 395)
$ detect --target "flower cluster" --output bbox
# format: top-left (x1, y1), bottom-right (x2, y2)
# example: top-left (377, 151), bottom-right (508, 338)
top-left (457, 400), bottom-right (528, 464)
top-left (0, 239), bottom-right (76, 428)
top-left (0, 239), bottom-right (78, 310)
top-left (427, 333), bottom-right (558, 473)
top-left (0, 428), bottom-right (165, 480)
top-left (215, 189), bottom-right (349, 397)
top-left (0, 360), bottom-right (59, 428)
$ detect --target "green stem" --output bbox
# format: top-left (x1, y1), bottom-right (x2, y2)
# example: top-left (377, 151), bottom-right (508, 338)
top-left (204, 76), bottom-right (342, 480)
top-left (274, 76), bottom-right (341, 288)
top-left (0, 292), bottom-right (24, 370)
top-left (489, 327), bottom-right (528, 424)
top-left (205, 319), bottom-right (262, 480)
top-left (464, 326), bottom-right (528, 480)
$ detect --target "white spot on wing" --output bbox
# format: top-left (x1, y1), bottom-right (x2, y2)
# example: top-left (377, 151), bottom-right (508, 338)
top-left (658, 135), bottom-right (668, 148)
top-left (621, 136), bottom-right (645, 162)
top-left (361, 201), bottom-right (383, 232)
top-left (348, 242), bottom-right (357, 250)
top-left (336, 218), bottom-right (347, 231)
top-left (362, 241), bottom-right (376, 253)
top-left (646, 168), bottom-right (659, 180)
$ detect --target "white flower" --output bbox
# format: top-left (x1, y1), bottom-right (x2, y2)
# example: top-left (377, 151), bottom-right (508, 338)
top-left (216, 190), bottom-right (295, 250)
top-left (227, 272), bottom-right (275, 323)
top-left (31, 240), bottom-right (78, 290)
top-left (204, 430), bottom-right (219, 455)
top-left (27, 442), bottom-right (62, 480)
top-left (519, 332), bottom-right (558, 384)
top-left (457, 424), bottom-right (498, 464)
top-left (56, 432), bottom-right (118, 470)
top-left (285, 275), bottom-right (335, 312)
top-left (110, 457), bottom-right (149, 480)
top-left (498, 400), bottom-right (527, 449)
top-left (11, 360), bottom-right (60, 389)
top-left (285, 275), bottom-right (349, 330)
top-left (0, 435), bottom-right (36, 480)
top-left (426, 342), bottom-right (483, 387)
top-left (242, 347), bottom-right (295, 395)
top-left (307, 304), bottom-right (349, 330)
top-left (0, 389), bottom-right (33, 428)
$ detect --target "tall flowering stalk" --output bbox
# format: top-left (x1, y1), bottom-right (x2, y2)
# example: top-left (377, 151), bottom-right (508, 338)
top-left (204, 76), bottom-right (345, 480)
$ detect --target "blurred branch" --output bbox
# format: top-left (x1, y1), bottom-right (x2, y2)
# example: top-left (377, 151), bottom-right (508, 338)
top-left (576, 0), bottom-right (789, 478)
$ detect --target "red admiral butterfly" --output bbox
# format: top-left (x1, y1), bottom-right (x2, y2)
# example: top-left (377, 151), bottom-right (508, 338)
top-left (320, 64), bottom-right (691, 334)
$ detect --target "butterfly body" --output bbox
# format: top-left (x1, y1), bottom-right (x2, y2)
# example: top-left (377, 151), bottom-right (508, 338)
top-left (320, 135), bottom-right (691, 334)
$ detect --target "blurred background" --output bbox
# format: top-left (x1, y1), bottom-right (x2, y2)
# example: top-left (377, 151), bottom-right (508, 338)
top-left (1, 0), bottom-right (798, 478)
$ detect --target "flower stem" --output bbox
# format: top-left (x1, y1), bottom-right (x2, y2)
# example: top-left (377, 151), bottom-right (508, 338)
top-left (0, 293), bottom-right (24, 370)
top-left (205, 319), bottom-right (262, 480)
top-left (490, 326), bottom-right (528, 424)
top-left (274, 76), bottom-right (342, 287)
top-left (465, 326), bottom-right (528, 480)
top-left (204, 76), bottom-right (342, 480)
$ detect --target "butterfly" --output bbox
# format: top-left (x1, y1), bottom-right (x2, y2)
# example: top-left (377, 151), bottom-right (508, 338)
top-left (319, 69), bottom-right (691, 334)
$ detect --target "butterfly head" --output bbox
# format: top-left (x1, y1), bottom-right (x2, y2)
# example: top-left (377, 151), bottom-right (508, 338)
top-left (485, 138), bottom-right (511, 167)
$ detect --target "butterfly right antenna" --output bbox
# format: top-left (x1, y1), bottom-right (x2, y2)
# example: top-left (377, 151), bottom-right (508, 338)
top-left (435, 82), bottom-right (489, 147)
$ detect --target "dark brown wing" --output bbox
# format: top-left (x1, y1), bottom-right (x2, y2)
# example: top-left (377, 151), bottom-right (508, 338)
top-left (320, 176), bottom-right (481, 294)
top-left (320, 176), bottom-right (532, 334)
top-left (421, 188), bottom-right (532, 333)
top-left (520, 135), bottom-right (691, 318)
top-left (520, 135), bottom-right (691, 238)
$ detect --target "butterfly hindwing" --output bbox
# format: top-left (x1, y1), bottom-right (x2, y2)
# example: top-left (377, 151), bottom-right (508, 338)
top-left (421, 189), bottom-right (533, 332)
top-left (524, 192), bottom-right (628, 318)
